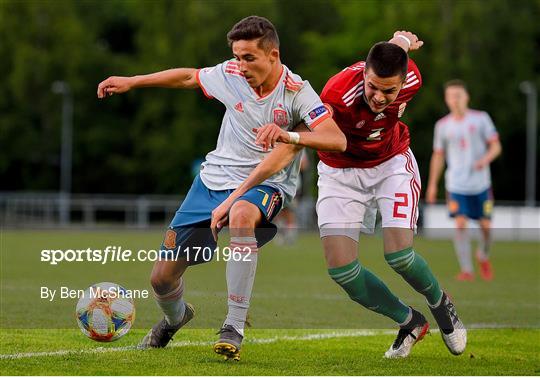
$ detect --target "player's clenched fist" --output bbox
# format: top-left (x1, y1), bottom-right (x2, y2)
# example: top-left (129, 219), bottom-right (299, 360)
top-left (97, 76), bottom-right (134, 98)
top-left (252, 123), bottom-right (289, 151)
top-left (392, 31), bottom-right (424, 51)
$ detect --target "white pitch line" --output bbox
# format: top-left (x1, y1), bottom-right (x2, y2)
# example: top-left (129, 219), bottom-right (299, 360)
top-left (0, 330), bottom-right (393, 360)
top-left (2, 326), bottom-right (532, 360)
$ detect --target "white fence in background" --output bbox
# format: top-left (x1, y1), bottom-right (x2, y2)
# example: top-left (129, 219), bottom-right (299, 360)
top-left (1, 193), bottom-right (538, 241)
top-left (422, 205), bottom-right (540, 241)
top-left (0, 192), bottom-right (181, 229)
top-left (0, 192), bottom-right (318, 230)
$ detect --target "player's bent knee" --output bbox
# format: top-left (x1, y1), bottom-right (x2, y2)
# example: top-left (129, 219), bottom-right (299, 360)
top-left (322, 235), bottom-right (359, 268)
top-left (229, 201), bottom-right (261, 230)
top-left (382, 228), bottom-right (413, 254)
top-left (150, 274), bottom-right (176, 295)
top-left (455, 217), bottom-right (468, 230)
top-left (479, 219), bottom-right (491, 231)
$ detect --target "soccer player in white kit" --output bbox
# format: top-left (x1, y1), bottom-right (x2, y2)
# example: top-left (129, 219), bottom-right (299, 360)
top-left (427, 80), bottom-right (502, 281)
top-left (97, 16), bottom-right (346, 360)
top-left (215, 31), bottom-right (468, 359)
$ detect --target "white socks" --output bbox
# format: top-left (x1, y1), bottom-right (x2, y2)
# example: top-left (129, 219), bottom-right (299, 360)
top-left (453, 228), bottom-right (473, 273)
top-left (224, 236), bottom-right (259, 336)
top-left (154, 278), bottom-right (186, 326)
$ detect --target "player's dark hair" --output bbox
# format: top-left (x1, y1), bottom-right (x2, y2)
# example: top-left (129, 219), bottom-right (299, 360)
top-left (227, 16), bottom-right (280, 52)
top-left (365, 42), bottom-right (408, 80)
top-left (444, 79), bottom-right (468, 92)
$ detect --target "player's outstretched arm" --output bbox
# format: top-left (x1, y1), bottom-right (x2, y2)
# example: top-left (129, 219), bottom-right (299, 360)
top-left (389, 31), bottom-right (424, 52)
top-left (210, 141), bottom-right (304, 241)
top-left (253, 118), bottom-right (346, 152)
top-left (97, 68), bottom-right (199, 98)
top-left (426, 151), bottom-right (445, 204)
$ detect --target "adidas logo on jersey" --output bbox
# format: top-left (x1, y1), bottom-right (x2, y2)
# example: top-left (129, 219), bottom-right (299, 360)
top-left (235, 102), bottom-right (244, 112)
top-left (374, 113), bottom-right (386, 121)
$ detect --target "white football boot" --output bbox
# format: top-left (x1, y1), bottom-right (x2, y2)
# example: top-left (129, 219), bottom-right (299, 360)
top-left (384, 308), bottom-right (429, 358)
top-left (429, 292), bottom-right (467, 355)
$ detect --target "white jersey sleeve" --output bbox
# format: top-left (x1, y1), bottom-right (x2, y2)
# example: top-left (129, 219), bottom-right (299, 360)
top-left (291, 81), bottom-right (331, 130)
top-left (196, 60), bottom-right (237, 106)
top-left (480, 112), bottom-right (498, 142)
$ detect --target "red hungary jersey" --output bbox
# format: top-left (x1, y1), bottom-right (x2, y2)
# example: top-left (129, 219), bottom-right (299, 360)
top-left (318, 59), bottom-right (422, 168)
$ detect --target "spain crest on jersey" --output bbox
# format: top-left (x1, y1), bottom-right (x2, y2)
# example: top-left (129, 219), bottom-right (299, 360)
top-left (273, 108), bottom-right (288, 127)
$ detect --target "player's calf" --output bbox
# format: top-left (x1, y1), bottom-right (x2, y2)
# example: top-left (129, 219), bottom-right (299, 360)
top-left (328, 259), bottom-right (411, 324)
top-left (218, 200), bottom-right (262, 360)
top-left (385, 247), bottom-right (444, 306)
top-left (140, 273), bottom-right (193, 349)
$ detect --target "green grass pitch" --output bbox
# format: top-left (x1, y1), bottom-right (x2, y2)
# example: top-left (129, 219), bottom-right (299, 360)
top-left (1, 230), bottom-right (539, 375)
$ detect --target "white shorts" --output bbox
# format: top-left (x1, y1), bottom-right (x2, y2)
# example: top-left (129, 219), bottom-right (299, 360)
top-left (316, 149), bottom-right (421, 241)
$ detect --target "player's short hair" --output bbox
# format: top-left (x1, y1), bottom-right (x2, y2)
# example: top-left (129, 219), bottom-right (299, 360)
top-left (227, 16), bottom-right (280, 52)
top-left (365, 42), bottom-right (408, 80)
top-left (444, 79), bottom-right (468, 92)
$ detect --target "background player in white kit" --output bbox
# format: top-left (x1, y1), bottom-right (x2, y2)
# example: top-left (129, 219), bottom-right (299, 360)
top-left (97, 16), bottom-right (346, 360)
top-left (427, 80), bottom-right (502, 281)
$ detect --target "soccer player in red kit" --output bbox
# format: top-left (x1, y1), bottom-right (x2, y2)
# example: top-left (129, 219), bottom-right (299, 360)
top-left (211, 31), bottom-right (467, 358)
top-left (316, 32), bottom-right (466, 358)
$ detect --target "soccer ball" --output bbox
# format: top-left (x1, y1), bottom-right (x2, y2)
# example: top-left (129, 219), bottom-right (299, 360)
top-left (75, 282), bottom-right (135, 342)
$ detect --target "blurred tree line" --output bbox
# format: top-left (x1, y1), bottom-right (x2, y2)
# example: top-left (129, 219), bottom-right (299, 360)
top-left (1, 0), bottom-right (539, 201)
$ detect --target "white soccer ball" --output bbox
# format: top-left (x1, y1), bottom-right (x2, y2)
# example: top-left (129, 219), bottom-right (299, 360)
top-left (75, 282), bottom-right (135, 342)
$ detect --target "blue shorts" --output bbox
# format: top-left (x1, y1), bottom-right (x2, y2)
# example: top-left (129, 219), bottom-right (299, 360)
top-left (160, 175), bottom-right (283, 265)
top-left (447, 189), bottom-right (493, 220)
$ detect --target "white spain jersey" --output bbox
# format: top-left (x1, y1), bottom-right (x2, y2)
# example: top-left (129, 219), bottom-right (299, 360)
top-left (433, 109), bottom-right (499, 194)
top-left (196, 59), bottom-right (331, 204)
